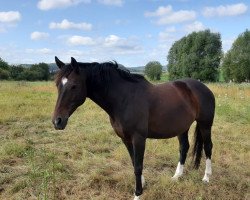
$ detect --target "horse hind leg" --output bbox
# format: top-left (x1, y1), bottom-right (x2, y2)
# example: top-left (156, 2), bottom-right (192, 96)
top-left (172, 130), bottom-right (190, 180)
top-left (199, 124), bottom-right (213, 183)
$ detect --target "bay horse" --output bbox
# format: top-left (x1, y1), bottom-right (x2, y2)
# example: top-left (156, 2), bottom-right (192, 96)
top-left (52, 57), bottom-right (215, 200)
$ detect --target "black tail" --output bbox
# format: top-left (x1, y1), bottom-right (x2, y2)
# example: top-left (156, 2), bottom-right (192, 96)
top-left (192, 123), bottom-right (203, 169)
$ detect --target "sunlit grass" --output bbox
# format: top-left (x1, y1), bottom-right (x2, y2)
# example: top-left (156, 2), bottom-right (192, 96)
top-left (0, 81), bottom-right (249, 200)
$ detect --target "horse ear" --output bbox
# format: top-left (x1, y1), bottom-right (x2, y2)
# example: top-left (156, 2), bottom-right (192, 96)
top-left (71, 57), bottom-right (79, 74)
top-left (55, 56), bottom-right (65, 69)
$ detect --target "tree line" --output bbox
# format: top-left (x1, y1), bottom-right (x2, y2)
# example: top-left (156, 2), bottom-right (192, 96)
top-left (1, 29), bottom-right (249, 82)
top-left (145, 29), bottom-right (250, 83)
top-left (0, 59), bottom-right (50, 81)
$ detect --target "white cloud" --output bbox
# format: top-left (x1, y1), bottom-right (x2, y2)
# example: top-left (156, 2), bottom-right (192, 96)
top-left (0, 11), bottom-right (21, 23)
top-left (49, 19), bottom-right (92, 31)
top-left (103, 35), bottom-right (144, 55)
top-left (37, 0), bottom-right (91, 10)
top-left (37, 48), bottom-right (53, 54)
top-left (30, 31), bottom-right (49, 40)
top-left (98, 0), bottom-right (123, 6)
top-left (158, 10), bottom-right (196, 25)
top-left (184, 21), bottom-right (206, 33)
top-left (203, 3), bottom-right (248, 17)
top-left (145, 5), bottom-right (196, 25)
top-left (158, 27), bottom-right (177, 42)
top-left (145, 5), bottom-right (172, 17)
top-left (104, 35), bottom-right (121, 47)
top-left (68, 35), bottom-right (95, 46)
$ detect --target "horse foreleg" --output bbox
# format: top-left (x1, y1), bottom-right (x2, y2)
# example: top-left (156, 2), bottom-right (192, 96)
top-left (122, 139), bottom-right (134, 166)
top-left (172, 131), bottom-right (190, 180)
top-left (132, 134), bottom-right (146, 200)
top-left (122, 139), bottom-right (146, 190)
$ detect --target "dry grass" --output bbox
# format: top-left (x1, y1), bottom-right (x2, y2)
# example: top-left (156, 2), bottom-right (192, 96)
top-left (0, 81), bottom-right (249, 200)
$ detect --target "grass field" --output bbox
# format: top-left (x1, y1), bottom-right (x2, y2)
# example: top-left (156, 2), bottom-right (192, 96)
top-left (0, 80), bottom-right (249, 200)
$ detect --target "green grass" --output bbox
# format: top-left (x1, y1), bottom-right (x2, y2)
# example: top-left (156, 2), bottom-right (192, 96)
top-left (0, 81), bottom-right (249, 200)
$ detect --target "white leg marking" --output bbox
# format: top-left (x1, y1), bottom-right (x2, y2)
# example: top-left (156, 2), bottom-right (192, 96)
top-left (141, 175), bottom-right (145, 188)
top-left (202, 159), bottom-right (212, 183)
top-left (172, 162), bottom-right (184, 180)
top-left (133, 176), bottom-right (144, 200)
top-left (134, 195), bottom-right (140, 200)
top-left (61, 77), bottom-right (68, 86)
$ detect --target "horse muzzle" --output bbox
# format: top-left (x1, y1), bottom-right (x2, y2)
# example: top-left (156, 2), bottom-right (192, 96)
top-left (53, 117), bottom-right (68, 130)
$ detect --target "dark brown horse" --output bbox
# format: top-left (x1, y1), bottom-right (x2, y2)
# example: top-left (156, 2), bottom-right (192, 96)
top-left (52, 57), bottom-right (215, 200)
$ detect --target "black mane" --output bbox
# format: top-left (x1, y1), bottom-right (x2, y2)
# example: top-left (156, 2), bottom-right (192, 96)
top-left (55, 61), bottom-right (145, 86)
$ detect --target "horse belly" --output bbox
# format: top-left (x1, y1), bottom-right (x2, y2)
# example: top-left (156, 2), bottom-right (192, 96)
top-left (148, 105), bottom-right (195, 139)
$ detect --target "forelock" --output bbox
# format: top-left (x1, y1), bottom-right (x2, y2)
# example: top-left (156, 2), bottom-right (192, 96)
top-left (55, 65), bottom-right (73, 86)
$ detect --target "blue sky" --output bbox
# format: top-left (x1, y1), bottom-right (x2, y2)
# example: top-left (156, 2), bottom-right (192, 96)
top-left (0, 0), bottom-right (249, 67)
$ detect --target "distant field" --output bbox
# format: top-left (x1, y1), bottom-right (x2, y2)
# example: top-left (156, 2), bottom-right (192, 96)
top-left (0, 81), bottom-right (249, 200)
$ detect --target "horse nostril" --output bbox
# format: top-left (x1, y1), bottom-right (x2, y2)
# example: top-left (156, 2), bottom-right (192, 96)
top-left (55, 117), bottom-right (62, 126)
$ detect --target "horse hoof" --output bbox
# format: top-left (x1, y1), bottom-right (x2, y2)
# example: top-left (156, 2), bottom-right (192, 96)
top-left (202, 174), bottom-right (210, 183)
top-left (202, 178), bottom-right (209, 183)
top-left (171, 174), bottom-right (181, 181)
top-left (134, 195), bottom-right (140, 200)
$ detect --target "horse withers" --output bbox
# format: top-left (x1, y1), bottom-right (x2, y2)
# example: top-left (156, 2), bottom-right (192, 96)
top-left (52, 57), bottom-right (215, 200)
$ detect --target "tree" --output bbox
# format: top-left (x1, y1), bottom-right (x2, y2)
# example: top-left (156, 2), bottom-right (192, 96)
top-left (145, 61), bottom-right (163, 80)
top-left (0, 57), bottom-right (50, 81)
top-left (9, 65), bottom-right (25, 80)
top-left (222, 29), bottom-right (250, 82)
top-left (29, 63), bottom-right (50, 81)
top-left (167, 30), bottom-right (222, 82)
top-left (0, 57), bottom-right (10, 80)
top-left (0, 68), bottom-right (10, 80)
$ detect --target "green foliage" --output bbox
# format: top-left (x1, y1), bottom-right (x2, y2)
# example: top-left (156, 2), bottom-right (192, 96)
top-left (222, 29), bottom-right (250, 83)
top-left (30, 63), bottom-right (50, 81)
top-left (0, 68), bottom-right (10, 79)
top-left (167, 30), bottom-right (222, 82)
top-left (0, 57), bottom-right (9, 70)
top-left (145, 61), bottom-right (163, 80)
top-left (0, 58), bottom-right (10, 79)
top-left (9, 65), bottom-right (25, 80)
top-left (0, 57), bottom-right (50, 81)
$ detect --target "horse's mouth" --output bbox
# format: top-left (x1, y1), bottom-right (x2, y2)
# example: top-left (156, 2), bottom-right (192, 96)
top-left (53, 117), bottom-right (68, 130)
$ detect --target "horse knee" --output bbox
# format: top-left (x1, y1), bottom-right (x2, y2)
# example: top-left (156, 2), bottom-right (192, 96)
top-left (134, 166), bottom-right (143, 176)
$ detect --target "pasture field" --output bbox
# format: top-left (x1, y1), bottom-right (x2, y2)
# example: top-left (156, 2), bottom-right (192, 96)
top-left (0, 81), bottom-right (249, 200)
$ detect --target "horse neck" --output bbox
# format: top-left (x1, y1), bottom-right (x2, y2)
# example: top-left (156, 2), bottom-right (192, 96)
top-left (84, 68), bottom-right (127, 117)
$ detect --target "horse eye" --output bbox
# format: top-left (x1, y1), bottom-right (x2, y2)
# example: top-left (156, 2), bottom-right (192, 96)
top-left (71, 85), bottom-right (77, 90)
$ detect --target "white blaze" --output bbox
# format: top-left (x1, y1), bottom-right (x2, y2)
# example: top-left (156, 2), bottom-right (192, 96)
top-left (62, 77), bottom-right (68, 86)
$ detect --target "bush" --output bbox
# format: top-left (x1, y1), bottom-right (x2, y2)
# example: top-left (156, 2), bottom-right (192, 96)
top-left (145, 61), bottom-right (163, 80)
top-left (0, 68), bottom-right (10, 80)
